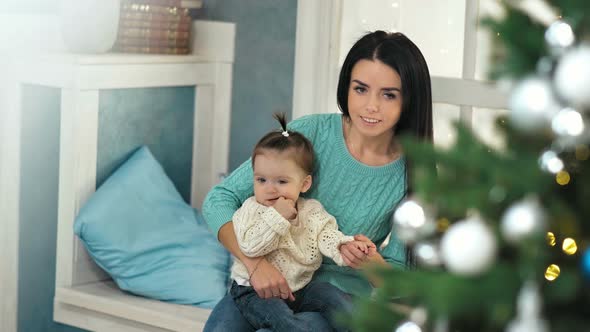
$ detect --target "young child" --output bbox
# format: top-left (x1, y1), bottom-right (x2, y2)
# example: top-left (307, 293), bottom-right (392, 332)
top-left (230, 113), bottom-right (373, 332)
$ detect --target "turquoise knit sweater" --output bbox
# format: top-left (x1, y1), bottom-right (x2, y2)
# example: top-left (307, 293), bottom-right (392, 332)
top-left (202, 113), bottom-right (408, 297)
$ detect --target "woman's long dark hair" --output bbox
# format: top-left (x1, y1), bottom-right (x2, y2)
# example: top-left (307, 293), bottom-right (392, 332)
top-left (337, 30), bottom-right (433, 141)
top-left (337, 31), bottom-right (435, 268)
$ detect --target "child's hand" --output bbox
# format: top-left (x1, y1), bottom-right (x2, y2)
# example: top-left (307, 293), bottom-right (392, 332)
top-left (273, 197), bottom-right (298, 220)
top-left (354, 234), bottom-right (377, 257)
top-left (340, 235), bottom-right (377, 268)
top-left (350, 240), bottom-right (370, 255)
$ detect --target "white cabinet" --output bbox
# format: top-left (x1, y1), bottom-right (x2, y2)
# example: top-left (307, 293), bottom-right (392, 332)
top-left (0, 20), bottom-right (235, 332)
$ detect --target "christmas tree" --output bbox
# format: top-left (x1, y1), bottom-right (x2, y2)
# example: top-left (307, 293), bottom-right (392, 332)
top-left (350, 1), bottom-right (590, 331)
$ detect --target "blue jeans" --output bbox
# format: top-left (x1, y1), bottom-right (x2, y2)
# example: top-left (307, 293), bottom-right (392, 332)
top-left (203, 281), bottom-right (353, 332)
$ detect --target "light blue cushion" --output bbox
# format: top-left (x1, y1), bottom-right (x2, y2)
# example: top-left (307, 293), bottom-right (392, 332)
top-left (74, 146), bottom-right (231, 308)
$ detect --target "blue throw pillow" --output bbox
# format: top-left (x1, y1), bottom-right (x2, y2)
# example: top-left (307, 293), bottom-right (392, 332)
top-left (74, 146), bottom-right (231, 308)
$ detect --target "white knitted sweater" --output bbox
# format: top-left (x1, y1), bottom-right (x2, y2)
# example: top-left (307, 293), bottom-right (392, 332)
top-left (231, 197), bottom-right (354, 292)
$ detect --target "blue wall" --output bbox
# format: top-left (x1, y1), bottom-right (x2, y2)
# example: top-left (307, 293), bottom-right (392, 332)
top-left (202, 0), bottom-right (298, 170)
top-left (97, 87), bottom-right (195, 201)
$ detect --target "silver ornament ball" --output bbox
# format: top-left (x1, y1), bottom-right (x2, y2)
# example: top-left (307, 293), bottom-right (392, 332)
top-left (551, 108), bottom-right (590, 150)
top-left (392, 199), bottom-right (436, 244)
top-left (395, 321), bottom-right (422, 332)
top-left (509, 76), bottom-right (561, 131)
top-left (545, 20), bottom-right (575, 52)
top-left (414, 241), bottom-right (442, 268)
top-left (440, 215), bottom-right (497, 276)
top-left (538, 150), bottom-right (564, 174)
top-left (501, 196), bottom-right (546, 244)
top-left (552, 108), bottom-right (585, 137)
top-left (506, 281), bottom-right (549, 332)
top-left (554, 45), bottom-right (590, 109)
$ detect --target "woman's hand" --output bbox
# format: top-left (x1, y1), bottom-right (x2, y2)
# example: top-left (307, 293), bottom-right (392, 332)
top-left (353, 234), bottom-right (378, 257)
top-left (355, 234), bottom-right (388, 267)
top-left (352, 234), bottom-right (388, 287)
top-left (340, 234), bottom-right (382, 268)
top-left (249, 258), bottom-right (295, 301)
top-left (340, 237), bottom-right (371, 268)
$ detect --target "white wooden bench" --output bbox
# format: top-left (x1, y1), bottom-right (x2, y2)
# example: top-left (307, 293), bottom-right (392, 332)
top-left (54, 282), bottom-right (212, 332)
top-left (9, 21), bottom-right (236, 331)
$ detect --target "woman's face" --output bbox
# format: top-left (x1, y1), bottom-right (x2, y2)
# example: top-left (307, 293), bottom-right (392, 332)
top-left (347, 59), bottom-right (403, 139)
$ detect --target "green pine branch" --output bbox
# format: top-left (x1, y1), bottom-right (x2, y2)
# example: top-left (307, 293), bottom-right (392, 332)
top-left (481, 4), bottom-right (546, 80)
top-left (350, 1), bottom-right (590, 330)
top-left (348, 265), bottom-right (521, 332)
top-left (401, 122), bottom-right (551, 222)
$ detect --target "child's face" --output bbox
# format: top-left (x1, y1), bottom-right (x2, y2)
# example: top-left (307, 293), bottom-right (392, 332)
top-left (252, 150), bottom-right (312, 207)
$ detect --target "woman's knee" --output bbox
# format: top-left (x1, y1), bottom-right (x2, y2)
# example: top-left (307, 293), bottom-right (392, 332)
top-left (306, 282), bottom-right (353, 311)
top-left (204, 294), bottom-right (254, 332)
top-left (308, 282), bottom-right (350, 299)
top-left (307, 281), bottom-right (339, 292)
top-left (295, 311), bottom-right (331, 330)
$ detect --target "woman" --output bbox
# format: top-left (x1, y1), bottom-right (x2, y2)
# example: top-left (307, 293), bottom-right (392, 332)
top-left (202, 30), bottom-right (433, 331)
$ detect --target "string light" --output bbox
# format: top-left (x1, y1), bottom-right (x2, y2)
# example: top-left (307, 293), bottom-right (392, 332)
top-left (546, 232), bottom-right (556, 246)
top-left (556, 170), bottom-right (571, 185)
top-left (544, 264), bottom-right (561, 281)
top-left (562, 238), bottom-right (578, 255)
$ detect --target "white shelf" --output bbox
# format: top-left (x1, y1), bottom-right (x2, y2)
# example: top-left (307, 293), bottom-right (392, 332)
top-left (7, 20), bottom-right (236, 90)
top-left (27, 53), bottom-right (214, 66)
top-left (4, 20), bottom-right (235, 66)
top-left (0, 19), bottom-right (234, 332)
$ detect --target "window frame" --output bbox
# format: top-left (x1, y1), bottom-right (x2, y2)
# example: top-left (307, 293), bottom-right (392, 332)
top-left (292, 0), bottom-right (509, 123)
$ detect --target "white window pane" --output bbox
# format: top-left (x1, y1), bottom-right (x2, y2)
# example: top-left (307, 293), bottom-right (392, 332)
top-left (339, 0), bottom-right (402, 65)
top-left (339, 0), bottom-right (466, 78)
top-left (475, 0), bottom-right (504, 81)
top-left (434, 105), bottom-right (509, 152)
top-left (433, 103), bottom-right (461, 149)
top-left (472, 107), bottom-right (509, 151)
top-left (398, 0), bottom-right (466, 78)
